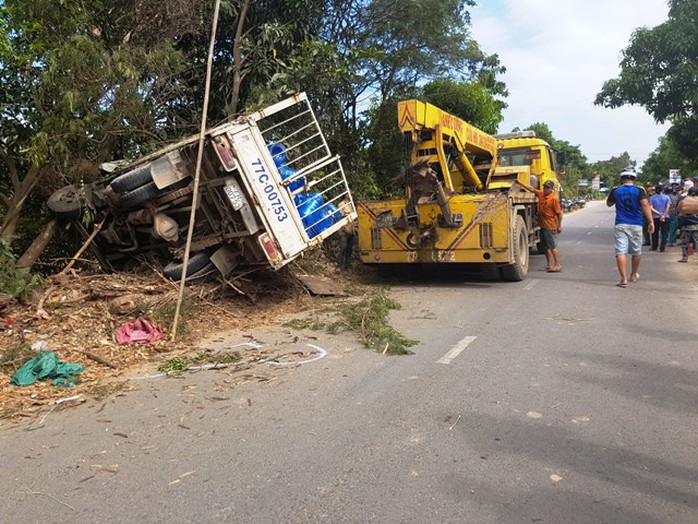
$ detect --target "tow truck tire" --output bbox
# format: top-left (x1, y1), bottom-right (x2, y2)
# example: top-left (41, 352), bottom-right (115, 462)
top-left (109, 165), bottom-right (152, 193)
top-left (118, 181), bottom-right (166, 208)
top-left (501, 215), bottom-right (529, 282)
top-left (163, 252), bottom-right (211, 280)
top-left (47, 186), bottom-right (82, 220)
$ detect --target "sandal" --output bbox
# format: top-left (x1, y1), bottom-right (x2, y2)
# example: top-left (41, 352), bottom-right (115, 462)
top-left (547, 265), bottom-right (561, 273)
top-left (616, 282), bottom-right (627, 288)
top-left (630, 273), bottom-right (640, 282)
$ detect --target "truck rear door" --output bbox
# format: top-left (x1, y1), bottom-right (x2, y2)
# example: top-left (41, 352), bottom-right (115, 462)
top-left (226, 93), bottom-right (356, 265)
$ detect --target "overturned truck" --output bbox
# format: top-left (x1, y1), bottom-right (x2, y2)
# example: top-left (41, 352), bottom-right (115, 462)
top-left (48, 93), bottom-right (356, 279)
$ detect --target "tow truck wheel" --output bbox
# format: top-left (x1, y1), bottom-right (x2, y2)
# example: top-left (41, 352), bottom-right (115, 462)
top-left (501, 215), bottom-right (529, 282)
top-left (47, 186), bottom-right (82, 220)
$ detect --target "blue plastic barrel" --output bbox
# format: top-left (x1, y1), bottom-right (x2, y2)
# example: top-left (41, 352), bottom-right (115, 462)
top-left (268, 143), bottom-right (286, 167)
top-left (313, 202), bottom-right (339, 234)
top-left (279, 166), bottom-right (305, 192)
top-left (297, 193), bottom-right (325, 237)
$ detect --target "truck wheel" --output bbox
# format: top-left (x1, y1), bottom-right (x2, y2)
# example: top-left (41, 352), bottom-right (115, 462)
top-left (501, 215), bottom-right (529, 281)
top-left (163, 252), bottom-right (211, 280)
top-left (47, 186), bottom-right (82, 220)
top-left (109, 165), bottom-right (152, 193)
top-left (118, 181), bottom-right (166, 208)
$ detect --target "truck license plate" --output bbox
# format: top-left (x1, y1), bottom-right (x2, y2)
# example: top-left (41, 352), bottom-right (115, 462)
top-left (223, 183), bottom-right (244, 210)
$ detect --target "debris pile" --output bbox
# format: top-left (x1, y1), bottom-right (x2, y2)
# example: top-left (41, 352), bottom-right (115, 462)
top-left (0, 267), bottom-right (313, 420)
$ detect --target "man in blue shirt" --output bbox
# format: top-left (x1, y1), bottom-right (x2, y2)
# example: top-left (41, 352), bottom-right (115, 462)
top-left (606, 167), bottom-right (655, 287)
top-left (649, 185), bottom-right (671, 251)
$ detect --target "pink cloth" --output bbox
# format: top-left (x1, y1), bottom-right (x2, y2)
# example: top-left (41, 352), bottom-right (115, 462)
top-left (115, 318), bottom-right (164, 344)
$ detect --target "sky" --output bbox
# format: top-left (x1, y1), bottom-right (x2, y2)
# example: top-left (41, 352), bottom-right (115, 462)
top-left (468, 0), bottom-right (671, 167)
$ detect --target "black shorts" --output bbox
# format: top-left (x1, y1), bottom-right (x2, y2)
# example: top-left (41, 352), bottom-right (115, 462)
top-left (542, 229), bottom-right (558, 249)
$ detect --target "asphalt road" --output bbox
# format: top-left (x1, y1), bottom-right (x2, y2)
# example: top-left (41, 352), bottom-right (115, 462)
top-left (2, 200), bottom-right (697, 523)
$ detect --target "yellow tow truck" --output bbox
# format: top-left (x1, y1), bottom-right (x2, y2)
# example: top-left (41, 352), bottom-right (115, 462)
top-left (357, 99), bottom-right (565, 281)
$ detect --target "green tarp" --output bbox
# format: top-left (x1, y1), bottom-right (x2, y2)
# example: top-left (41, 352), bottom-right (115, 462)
top-left (10, 351), bottom-right (84, 387)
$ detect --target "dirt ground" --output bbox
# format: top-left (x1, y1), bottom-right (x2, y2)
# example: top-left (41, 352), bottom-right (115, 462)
top-left (0, 257), bottom-right (369, 422)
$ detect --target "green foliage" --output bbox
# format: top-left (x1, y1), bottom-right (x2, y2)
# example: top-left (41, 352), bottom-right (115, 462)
top-left (591, 153), bottom-right (635, 191)
top-left (158, 356), bottom-right (191, 373)
top-left (595, 0), bottom-right (697, 159)
top-left (363, 98), bottom-right (409, 195)
top-left (158, 351), bottom-right (241, 373)
top-left (0, 241), bottom-right (45, 301)
top-left (643, 133), bottom-right (697, 184)
top-left (421, 78), bottom-right (505, 134)
top-left (327, 289), bottom-right (418, 355)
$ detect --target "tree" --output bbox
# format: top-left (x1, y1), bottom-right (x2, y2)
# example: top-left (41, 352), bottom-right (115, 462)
top-left (525, 123), bottom-right (590, 197)
top-left (642, 134), bottom-right (697, 183)
top-left (324, 0), bottom-right (506, 194)
top-left (591, 153), bottom-right (635, 192)
top-left (0, 0), bottom-right (203, 248)
top-left (421, 78), bottom-right (505, 134)
top-left (595, 0), bottom-right (698, 158)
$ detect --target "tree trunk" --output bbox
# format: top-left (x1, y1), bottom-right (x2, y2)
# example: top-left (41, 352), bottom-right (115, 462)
top-left (230, 0), bottom-right (251, 115)
top-left (16, 219), bottom-right (58, 269)
top-left (0, 151), bottom-right (44, 247)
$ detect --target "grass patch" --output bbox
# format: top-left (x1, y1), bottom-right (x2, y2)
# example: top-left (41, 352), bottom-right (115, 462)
top-left (134, 295), bottom-right (196, 337)
top-left (191, 351), bottom-right (241, 365)
top-left (86, 381), bottom-right (127, 401)
top-left (282, 317), bottom-right (326, 331)
top-left (282, 318), bottom-right (313, 329)
top-left (158, 356), bottom-right (191, 373)
top-left (328, 289), bottom-right (418, 355)
top-left (0, 341), bottom-right (34, 374)
top-left (158, 351), bottom-right (241, 373)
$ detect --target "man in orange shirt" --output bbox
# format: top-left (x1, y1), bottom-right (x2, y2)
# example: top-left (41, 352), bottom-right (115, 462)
top-left (515, 179), bottom-right (563, 272)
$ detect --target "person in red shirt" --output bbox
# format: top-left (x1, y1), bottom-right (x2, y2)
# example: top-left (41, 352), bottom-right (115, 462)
top-left (516, 179), bottom-right (563, 272)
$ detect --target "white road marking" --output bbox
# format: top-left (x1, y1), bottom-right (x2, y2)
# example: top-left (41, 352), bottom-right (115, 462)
top-left (437, 336), bottom-right (477, 365)
top-left (523, 280), bottom-right (538, 291)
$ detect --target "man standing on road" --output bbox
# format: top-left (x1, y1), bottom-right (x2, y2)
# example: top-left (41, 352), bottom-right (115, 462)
top-left (649, 185), bottom-right (671, 251)
top-left (606, 167), bottom-right (655, 287)
top-left (676, 186), bottom-right (698, 263)
top-left (335, 194), bottom-right (356, 272)
top-left (516, 179), bottom-right (563, 272)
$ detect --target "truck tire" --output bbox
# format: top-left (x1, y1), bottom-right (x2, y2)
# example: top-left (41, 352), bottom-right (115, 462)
top-left (501, 215), bottom-right (529, 282)
top-left (118, 181), bottom-right (166, 208)
top-left (109, 165), bottom-right (152, 193)
top-left (47, 186), bottom-right (82, 220)
top-left (163, 252), bottom-right (211, 280)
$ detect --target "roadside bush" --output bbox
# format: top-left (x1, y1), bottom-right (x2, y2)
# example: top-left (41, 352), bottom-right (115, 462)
top-left (0, 241), bottom-right (45, 302)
